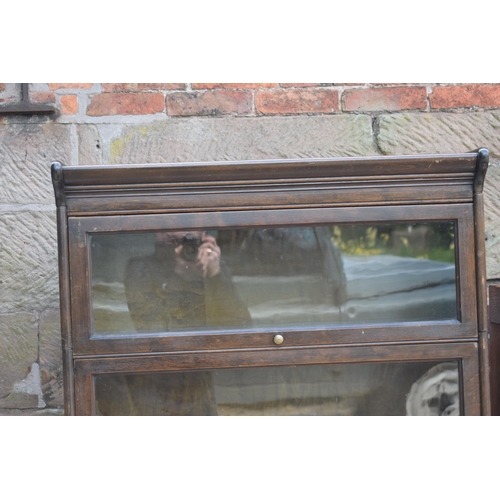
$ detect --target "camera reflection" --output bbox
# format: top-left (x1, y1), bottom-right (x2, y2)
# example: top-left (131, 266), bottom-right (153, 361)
top-left (124, 231), bottom-right (252, 332)
top-left (91, 223), bottom-right (457, 335)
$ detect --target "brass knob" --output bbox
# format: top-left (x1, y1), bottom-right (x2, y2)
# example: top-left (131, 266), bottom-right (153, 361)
top-left (273, 334), bottom-right (284, 345)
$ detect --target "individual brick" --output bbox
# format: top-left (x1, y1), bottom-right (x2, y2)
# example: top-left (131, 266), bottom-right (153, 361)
top-left (166, 90), bottom-right (252, 116)
top-left (279, 83), bottom-right (327, 88)
top-left (0, 83), bottom-right (6, 92)
top-left (102, 83), bottom-right (185, 92)
top-left (191, 83), bottom-right (276, 89)
top-left (60, 94), bottom-right (78, 114)
top-left (342, 87), bottom-right (427, 111)
top-left (430, 84), bottom-right (500, 109)
top-left (29, 92), bottom-right (55, 104)
top-left (255, 89), bottom-right (339, 115)
top-left (48, 83), bottom-right (93, 90)
top-left (87, 92), bottom-right (165, 116)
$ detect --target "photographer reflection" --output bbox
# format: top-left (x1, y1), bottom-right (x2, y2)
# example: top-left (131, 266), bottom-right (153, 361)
top-left (124, 231), bottom-right (252, 332)
top-left (96, 230), bottom-right (251, 416)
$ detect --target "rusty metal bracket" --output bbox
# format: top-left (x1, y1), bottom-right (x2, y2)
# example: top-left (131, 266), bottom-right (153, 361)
top-left (0, 83), bottom-right (55, 115)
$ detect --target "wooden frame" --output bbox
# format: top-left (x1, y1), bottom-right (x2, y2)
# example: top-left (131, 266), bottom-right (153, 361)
top-left (74, 342), bottom-right (480, 416)
top-left (68, 204), bottom-right (476, 355)
top-left (52, 149), bottom-right (491, 415)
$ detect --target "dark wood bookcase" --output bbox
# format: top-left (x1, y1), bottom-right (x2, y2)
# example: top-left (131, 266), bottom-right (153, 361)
top-left (52, 149), bottom-right (491, 415)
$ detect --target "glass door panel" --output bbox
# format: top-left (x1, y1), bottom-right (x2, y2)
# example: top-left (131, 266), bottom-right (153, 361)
top-left (94, 360), bottom-right (460, 416)
top-left (91, 222), bottom-right (457, 336)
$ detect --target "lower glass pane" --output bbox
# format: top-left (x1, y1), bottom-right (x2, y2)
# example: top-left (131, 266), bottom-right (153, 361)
top-left (94, 360), bottom-right (460, 416)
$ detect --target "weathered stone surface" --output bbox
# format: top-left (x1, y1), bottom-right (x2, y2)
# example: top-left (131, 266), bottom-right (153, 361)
top-left (39, 310), bottom-right (63, 407)
top-left (96, 115), bottom-right (377, 164)
top-left (377, 112), bottom-right (500, 159)
top-left (0, 313), bottom-right (38, 405)
top-left (0, 407), bottom-right (63, 416)
top-left (0, 391), bottom-right (39, 409)
top-left (0, 210), bottom-right (59, 313)
top-left (0, 123), bottom-right (72, 204)
top-left (484, 161), bottom-right (500, 279)
top-left (377, 112), bottom-right (500, 278)
top-left (2, 361), bottom-right (45, 408)
top-left (78, 124), bottom-right (105, 165)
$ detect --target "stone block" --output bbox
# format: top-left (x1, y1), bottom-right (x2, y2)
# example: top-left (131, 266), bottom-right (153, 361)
top-left (377, 112), bottom-right (500, 278)
top-left (39, 310), bottom-right (63, 407)
top-left (78, 124), bottom-right (105, 165)
top-left (377, 112), bottom-right (500, 159)
top-left (0, 313), bottom-right (38, 406)
top-left (0, 390), bottom-right (39, 409)
top-left (0, 123), bottom-right (72, 204)
top-left (0, 210), bottom-right (59, 314)
top-left (0, 407), bottom-right (63, 416)
top-left (85, 115), bottom-right (377, 165)
top-left (484, 161), bottom-right (500, 280)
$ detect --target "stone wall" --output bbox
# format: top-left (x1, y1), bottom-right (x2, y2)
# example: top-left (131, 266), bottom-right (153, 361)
top-left (1, 83), bottom-right (499, 415)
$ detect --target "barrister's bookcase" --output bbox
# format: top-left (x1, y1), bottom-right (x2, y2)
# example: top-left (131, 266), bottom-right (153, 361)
top-left (52, 150), bottom-right (491, 415)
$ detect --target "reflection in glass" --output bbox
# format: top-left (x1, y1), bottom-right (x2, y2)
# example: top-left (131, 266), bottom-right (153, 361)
top-left (90, 223), bottom-right (457, 335)
top-left (94, 361), bottom-right (460, 416)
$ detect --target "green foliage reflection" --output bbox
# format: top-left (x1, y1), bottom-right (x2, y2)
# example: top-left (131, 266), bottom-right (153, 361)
top-left (331, 223), bottom-right (455, 263)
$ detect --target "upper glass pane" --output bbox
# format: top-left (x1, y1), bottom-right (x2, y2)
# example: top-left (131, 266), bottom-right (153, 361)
top-left (90, 222), bottom-right (457, 335)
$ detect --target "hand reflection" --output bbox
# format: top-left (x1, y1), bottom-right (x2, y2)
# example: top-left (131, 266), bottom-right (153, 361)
top-left (157, 231), bottom-right (221, 280)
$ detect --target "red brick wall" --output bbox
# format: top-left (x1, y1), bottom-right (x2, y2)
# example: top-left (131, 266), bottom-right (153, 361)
top-left (10, 83), bottom-right (498, 117)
